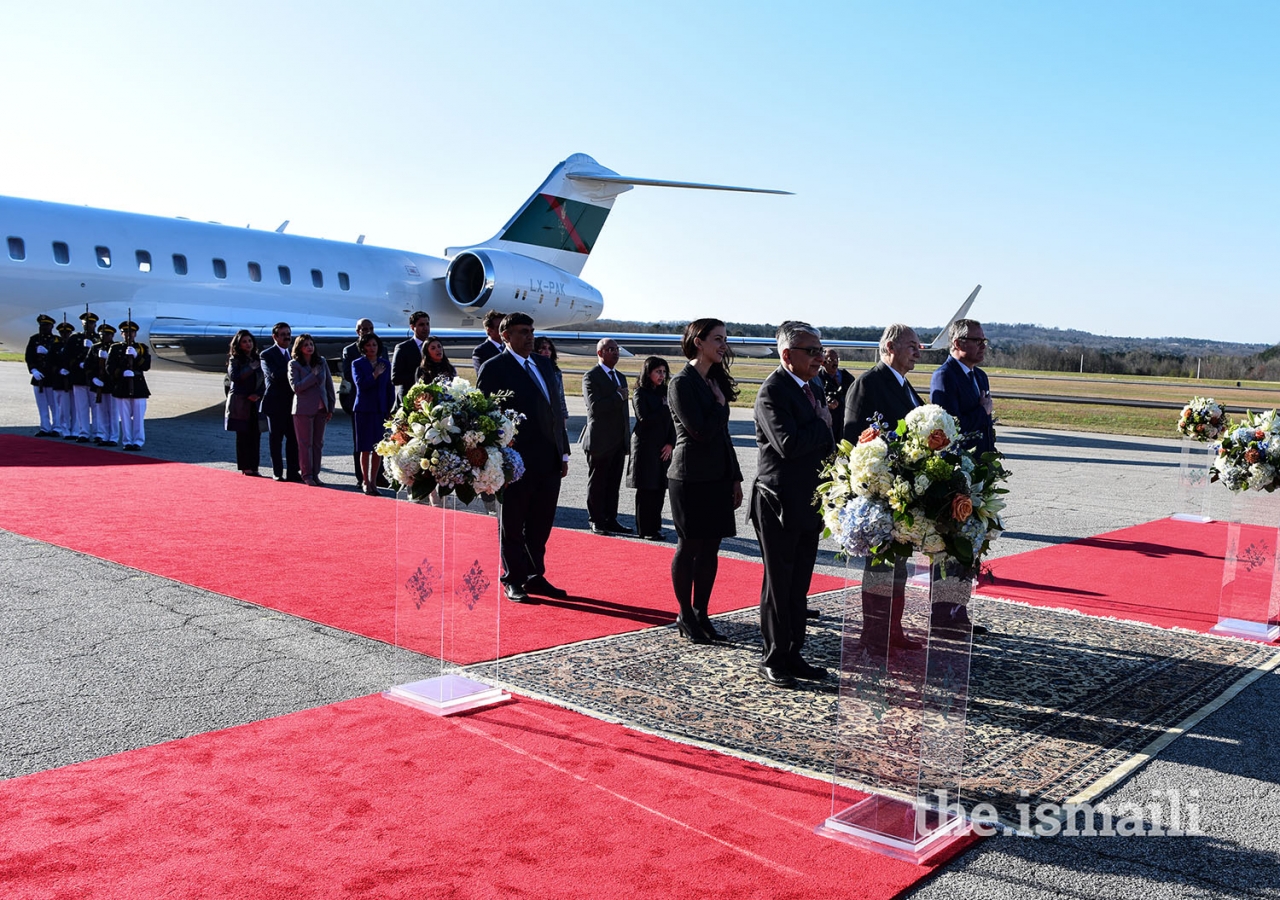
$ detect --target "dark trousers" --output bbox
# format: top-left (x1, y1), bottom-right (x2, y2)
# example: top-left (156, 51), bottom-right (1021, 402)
top-left (751, 490), bottom-right (820, 670)
top-left (635, 487), bottom-right (665, 537)
top-left (860, 558), bottom-right (909, 653)
top-left (265, 409), bottom-right (300, 478)
top-left (497, 469), bottom-right (562, 587)
top-left (586, 448), bottom-right (625, 526)
top-left (234, 417), bottom-right (261, 472)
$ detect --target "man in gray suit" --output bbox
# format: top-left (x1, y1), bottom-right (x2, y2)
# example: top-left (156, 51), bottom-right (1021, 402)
top-left (582, 337), bottom-right (631, 535)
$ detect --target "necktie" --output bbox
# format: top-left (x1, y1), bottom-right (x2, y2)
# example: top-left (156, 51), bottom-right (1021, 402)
top-left (904, 379), bottom-right (917, 407)
top-left (526, 359), bottom-right (549, 401)
top-left (802, 382), bottom-right (819, 411)
top-left (968, 369), bottom-right (981, 398)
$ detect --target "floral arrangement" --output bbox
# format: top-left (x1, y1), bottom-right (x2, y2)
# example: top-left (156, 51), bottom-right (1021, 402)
top-left (1177, 397), bottom-right (1228, 442)
top-left (376, 377), bottom-right (525, 504)
top-left (1211, 409), bottom-right (1280, 493)
top-left (817, 404), bottom-right (1010, 570)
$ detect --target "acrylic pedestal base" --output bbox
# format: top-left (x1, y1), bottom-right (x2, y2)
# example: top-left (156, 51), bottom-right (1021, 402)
top-left (1210, 618), bottom-right (1280, 642)
top-left (1171, 512), bottom-right (1212, 524)
top-left (384, 674), bottom-right (512, 717)
top-left (818, 794), bottom-right (970, 865)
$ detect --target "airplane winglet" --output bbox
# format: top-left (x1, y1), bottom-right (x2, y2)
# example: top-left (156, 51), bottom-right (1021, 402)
top-left (924, 285), bottom-right (982, 350)
top-left (566, 173), bottom-right (792, 195)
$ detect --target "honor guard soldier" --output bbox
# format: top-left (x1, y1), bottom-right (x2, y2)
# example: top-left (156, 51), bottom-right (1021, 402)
top-left (107, 320), bottom-right (151, 450)
top-left (53, 320), bottom-right (78, 438)
top-left (67, 311), bottom-right (99, 442)
top-left (25, 314), bottom-right (58, 436)
top-left (90, 323), bottom-right (119, 445)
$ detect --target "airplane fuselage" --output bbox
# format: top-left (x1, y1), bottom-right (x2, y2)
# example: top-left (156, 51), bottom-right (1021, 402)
top-left (0, 194), bottom-right (603, 366)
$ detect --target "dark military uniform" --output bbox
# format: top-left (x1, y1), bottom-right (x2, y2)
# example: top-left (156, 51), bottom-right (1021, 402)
top-left (25, 314), bottom-right (58, 435)
top-left (106, 321), bottom-right (151, 450)
top-left (52, 321), bottom-right (77, 436)
top-left (67, 312), bottom-right (99, 442)
top-left (89, 324), bottom-right (118, 445)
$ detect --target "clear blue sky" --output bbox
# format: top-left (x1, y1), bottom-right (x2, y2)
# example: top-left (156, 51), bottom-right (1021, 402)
top-left (2, 1), bottom-right (1275, 343)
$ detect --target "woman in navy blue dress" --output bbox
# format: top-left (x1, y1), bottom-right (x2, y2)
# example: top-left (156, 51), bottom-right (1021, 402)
top-left (351, 333), bottom-right (394, 495)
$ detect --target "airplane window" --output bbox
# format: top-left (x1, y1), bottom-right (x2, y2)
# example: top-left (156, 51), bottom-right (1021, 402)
top-left (53, 242), bottom-right (70, 265)
top-left (136, 250), bottom-right (152, 272)
top-left (95, 246), bottom-right (112, 268)
top-left (311, 269), bottom-right (323, 289)
top-left (338, 272), bottom-right (350, 291)
top-left (7, 237), bottom-right (24, 261)
top-left (248, 262), bottom-right (261, 282)
top-left (173, 254), bottom-right (188, 275)
top-left (278, 265), bottom-right (291, 285)
top-left (213, 258), bottom-right (227, 279)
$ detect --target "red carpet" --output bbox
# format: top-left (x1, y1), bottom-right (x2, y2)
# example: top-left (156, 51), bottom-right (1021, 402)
top-left (981, 517), bottom-right (1277, 636)
top-left (0, 436), bottom-right (842, 662)
top-left (0, 695), bottom-right (967, 899)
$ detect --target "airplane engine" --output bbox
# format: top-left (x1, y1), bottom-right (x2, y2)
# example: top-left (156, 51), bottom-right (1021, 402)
top-left (444, 249), bottom-right (602, 322)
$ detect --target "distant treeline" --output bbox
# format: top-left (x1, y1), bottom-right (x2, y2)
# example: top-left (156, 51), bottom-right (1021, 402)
top-left (582, 320), bottom-right (1280, 381)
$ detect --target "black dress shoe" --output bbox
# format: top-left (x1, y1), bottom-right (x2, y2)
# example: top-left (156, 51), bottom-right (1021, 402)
top-left (606, 521), bottom-right (632, 534)
top-left (102, 440), bottom-right (117, 447)
top-left (286, 473), bottom-right (304, 483)
top-left (789, 658), bottom-right (829, 681)
top-left (34, 430), bottom-right (53, 437)
top-left (524, 576), bottom-right (567, 600)
top-left (272, 474), bottom-right (287, 482)
top-left (640, 531), bottom-right (668, 542)
top-left (971, 624), bottom-right (989, 636)
top-left (805, 607), bottom-right (820, 619)
top-left (695, 613), bottom-right (726, 642)
top-left (890, 633), bottom-right (923, 651)
top-left (676, 615), bottom-right (712, 644)
top-left (589, 523), bottom-right (612, 536)
top-left (63, 434), bottom-right (78, 440)
top-left (123, 444), bottom-right (141, 451)
top-left (243, 470), bottom-right (262, 476)
top-left (503, 583), bottom-right (531, 603)
top-left (758, 664), bottom-right (798, 688)
top-left (76, 436), bottom-right (90, 443)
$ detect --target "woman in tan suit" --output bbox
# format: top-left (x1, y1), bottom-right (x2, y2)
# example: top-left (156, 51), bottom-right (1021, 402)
top-left (288, 334), bottom-right (335, 486)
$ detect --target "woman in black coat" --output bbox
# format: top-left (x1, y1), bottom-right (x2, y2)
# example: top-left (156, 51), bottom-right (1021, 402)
top-left (416, 337), bottom-right (458, 383)
top-left (225, 329), bottom-right (264, 476)
top-left (666, 319), bottom-right (743, 643)
top-left (627, 356), bottom-right (676, 542)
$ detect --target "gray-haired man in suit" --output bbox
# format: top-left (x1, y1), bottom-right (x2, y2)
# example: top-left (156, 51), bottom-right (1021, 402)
top-left (582, 337), bottom-right (631, 534)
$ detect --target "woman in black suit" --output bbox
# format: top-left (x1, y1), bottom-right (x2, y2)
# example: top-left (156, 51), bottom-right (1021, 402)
top-left (416, 337), bottom-right (457, 383)
top-left (225, 329), bottom-right (264, 477)
top-left (627, 356), bottom-right (676, 542)
top-left (667, 319), bottom-right (743, 643)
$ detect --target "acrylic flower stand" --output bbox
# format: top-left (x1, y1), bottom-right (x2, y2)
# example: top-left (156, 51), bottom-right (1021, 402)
top-left (384, 490), bottom-right (511, 715)
top-left (1172, 439), bottom-right (1215, 523)
top-left (817, 553), bottom-right (974, 863)
top-left (1213, 489), bottom-right (1280, 642)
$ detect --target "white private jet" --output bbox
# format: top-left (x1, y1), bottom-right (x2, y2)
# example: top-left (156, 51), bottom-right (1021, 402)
top-left (0, 153), bottom-right (977, 367)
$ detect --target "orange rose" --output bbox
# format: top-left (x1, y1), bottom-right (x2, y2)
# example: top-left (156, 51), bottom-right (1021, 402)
top-left (928, 429), bottom-right (949, 451)
top-left (858, 427), bottom-right (879, 444)
top-left (1246, 448), bottom-right (1262, 464)
top-left (951, 494), bottom-right (974, 521)
top-left (392, 431), bottom-right (409, 446)
top-left (1256, 429), bottom-right (1266, 440)
top-left (465, 446), bottom-right (488, 468)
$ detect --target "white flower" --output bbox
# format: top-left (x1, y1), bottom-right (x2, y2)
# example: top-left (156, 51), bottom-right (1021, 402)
top-left (425, 414), bottom-right (461, 445)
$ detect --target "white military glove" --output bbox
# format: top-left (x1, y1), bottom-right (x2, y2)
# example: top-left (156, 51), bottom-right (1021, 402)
top-left (59, 368), bottom-right (69, 376)
top-left (123, 369), bottom-right (135, 378)
top-left (36, 345), bottom-right (48, 355)
top-left (92, 378), bottom-right (104, 387)
top-left (99, 349), bottom-right (108, 358)
top-left (84, 338), bottom-right (93, 348)
top-left (31, 370), bottom-right (44, 381)
top-left (126, 347), bottom-right (137, 357)
top-left (79, 362), bottom-right (85, 369)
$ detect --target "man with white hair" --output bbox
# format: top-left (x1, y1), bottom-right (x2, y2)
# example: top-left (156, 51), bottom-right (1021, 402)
top-left (582, 337), bottom-right (631, 535)
top-left (749, 321), bottom-right (834, 689)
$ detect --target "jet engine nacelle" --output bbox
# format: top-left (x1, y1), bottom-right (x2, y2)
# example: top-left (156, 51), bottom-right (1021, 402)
top-left (444, 249), bottom-right (602, 323)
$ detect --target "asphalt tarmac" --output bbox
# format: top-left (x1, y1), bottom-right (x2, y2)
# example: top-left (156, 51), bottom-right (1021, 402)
top-left (2, 361), bottom-right (1277, 898)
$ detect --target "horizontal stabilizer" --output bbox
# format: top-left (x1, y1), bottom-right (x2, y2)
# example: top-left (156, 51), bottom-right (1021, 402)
top-left (566, 173), bottom-right (792, 195)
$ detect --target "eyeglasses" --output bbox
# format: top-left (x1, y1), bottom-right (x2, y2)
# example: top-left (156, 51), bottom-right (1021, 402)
top-left (792, 346), bottom-right (825, 356)
top-left (959, 337), bottom-right (989, 348)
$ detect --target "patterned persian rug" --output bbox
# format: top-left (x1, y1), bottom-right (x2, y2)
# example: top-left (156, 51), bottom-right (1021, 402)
top-left (480, 590), bottom-right (1280, 824)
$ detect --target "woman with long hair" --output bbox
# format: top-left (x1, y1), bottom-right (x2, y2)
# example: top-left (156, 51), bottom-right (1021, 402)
top-left (533, 336), bottom-right (570, 427)
top-left (627, 356), bottom-right (676, 541)
top-left (225, 329), bottom-right (264, 476)
top-left (416, 337), bottom-right (457, 383)
top-left (288, 333), bottom-right (335, 486)
top-left (665, 319), bottom-right (742, 642)
top-left (352, 333), bottom-right (394, 495)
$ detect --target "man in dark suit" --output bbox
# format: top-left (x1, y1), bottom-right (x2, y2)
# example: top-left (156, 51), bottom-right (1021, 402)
top-left (391, 310), bottom-right (430, 405)
top-left (750, 321), bottom-right (834, 688)
top-left (929, 317), bottom-right (996, 635)
top-left (843, 324), bottom-right (926, 658)
top-left (260, 322), bottom-right (301, 482)
top-left (582, 337), bottom-right (631, 534)
top-left (476, 313), bottom-right (571, 604)
top-left (471, 310), bottom-right (505, 374)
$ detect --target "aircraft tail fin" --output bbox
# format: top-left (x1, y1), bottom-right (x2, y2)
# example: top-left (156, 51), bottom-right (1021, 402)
top-left (447, 153), bottom-right (789, 276)
top-left (924, 285), bottom-right (982, 350)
